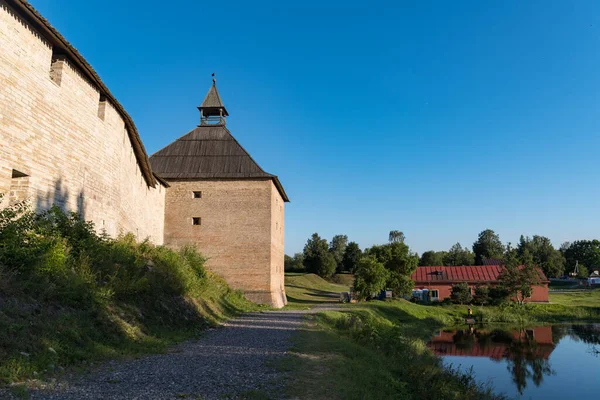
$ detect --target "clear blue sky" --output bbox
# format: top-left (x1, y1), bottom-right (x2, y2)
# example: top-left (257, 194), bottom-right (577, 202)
top-left (31, 0), bottom-right (600, 255)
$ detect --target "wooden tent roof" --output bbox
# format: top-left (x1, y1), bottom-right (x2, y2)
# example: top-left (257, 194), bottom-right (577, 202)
top-left (150, 125), bottom-right (289, 202)
top-left (199, 83), bottom-right (228, 117)
top-left (8, 0), bottom-right (158, 187)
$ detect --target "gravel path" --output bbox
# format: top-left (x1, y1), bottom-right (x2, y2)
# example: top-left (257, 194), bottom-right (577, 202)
top-left (5, 309), bottom-right (332, 400)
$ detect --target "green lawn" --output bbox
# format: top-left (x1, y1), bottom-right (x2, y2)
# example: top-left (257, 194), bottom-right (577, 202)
top-left (549, 289), bottom-right (600, 306)
top-left (284, 273), bottom-right (350, 309)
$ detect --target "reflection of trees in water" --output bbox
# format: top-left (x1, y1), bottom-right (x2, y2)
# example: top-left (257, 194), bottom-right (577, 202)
top-left (450, 327), bottom-right (555, 395)
top-left (452, 328), bottom-right (476, 350)
top-left (503, 332), bottom-right (554, 395)
top-left (568, 324), bottom-right (600, 357)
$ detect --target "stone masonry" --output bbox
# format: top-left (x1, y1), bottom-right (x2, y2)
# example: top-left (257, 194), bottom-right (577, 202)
top-left (163, 179), bottom-right (287, 308)
top-left (0, 0), bottom-right (165, 242)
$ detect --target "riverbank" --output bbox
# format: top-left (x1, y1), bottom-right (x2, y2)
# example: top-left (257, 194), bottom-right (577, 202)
top-left (280, 274), bottom-right (600, 399)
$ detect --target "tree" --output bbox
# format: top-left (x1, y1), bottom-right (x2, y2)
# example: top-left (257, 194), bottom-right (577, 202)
top-left (516, 235), bottom-right (565, 278)
top-left (329, 234), bottom-right (348, 272)
top-left (562, 240), bottom-right (600, 275)
top-left (303, 233), bottom-right (337, 278)
top-left (498, 246), bottom-right (541, 305)
top-left (353, 256), bottom-right (389, 300)
top-left (386, 271), bottom-right (414, 297)
top-left (473, 285), bottom-right (490, 306)
top-left (388, 230), bottom-right (405, 244)
top-left (367, 242), bottom-right (418, 275)
top-left (444, 243), bottom-right (475, 266)
top-left (386, 242), bottom-right (419, 275)
top-left (365, 241), bottom-right (418, 298)
top-left (419, 250), bottom-right (445, 266)
top-left (342, 241), bottom-right (362, 273)
top-left (577, 265), bottom-right (589, 280)
top-left (473, 229), bottom-right (505, 265)
top-left (450, 282), bottom-right (472, 305)
top-left (284, 252), bottom-right (304, 272)
top-left (284, 254), bottom-right (294, 271)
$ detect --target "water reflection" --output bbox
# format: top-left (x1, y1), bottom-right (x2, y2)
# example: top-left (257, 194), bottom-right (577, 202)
top-left (429, 326), bottom-right (556, 394)
top-left (428, 324), bottom-right (600, 398)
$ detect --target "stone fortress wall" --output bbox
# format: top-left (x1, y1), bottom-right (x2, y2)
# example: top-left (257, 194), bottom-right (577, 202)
top-left (0, 0), bottom-right (165, 243)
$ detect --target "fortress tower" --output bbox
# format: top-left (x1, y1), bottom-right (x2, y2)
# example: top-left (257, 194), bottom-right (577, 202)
top-left (150, 80), bottom-right (289, 308)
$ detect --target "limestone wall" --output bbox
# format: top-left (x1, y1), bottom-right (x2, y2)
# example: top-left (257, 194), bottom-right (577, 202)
top-left (270, 182), bottom-right (287, 307)
top-left (0, 1), bottom-right (165, 242)
top-left (163, 179), bottom-right (287, 308)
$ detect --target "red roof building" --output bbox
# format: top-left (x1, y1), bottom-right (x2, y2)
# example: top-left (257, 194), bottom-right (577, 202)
top-left (411, 265), bottom-right (549, 302)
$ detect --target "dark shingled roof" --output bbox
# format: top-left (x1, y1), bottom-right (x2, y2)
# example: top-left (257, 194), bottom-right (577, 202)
top-left (8, 0), bottom-right (159, 187)
top-left (200, 84), bottom-right (229, 117)
top-left (150, 125), bottom-right (289, 202)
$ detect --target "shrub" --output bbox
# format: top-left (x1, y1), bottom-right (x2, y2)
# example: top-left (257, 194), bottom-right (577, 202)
top-left (473, 285), bottom-right (490, 306)
top-left (450, 282), bottom-right (472, 304)
top-left (440, 297), bottom-right (453, 306)
top-left (488, 286), bottom-right (510, 306)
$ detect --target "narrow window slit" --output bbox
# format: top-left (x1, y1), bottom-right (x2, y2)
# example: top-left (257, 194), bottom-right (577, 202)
top-left (98, 95), bottom-right (107, 120)
top-left (49, 48), bottom-right (66, 85)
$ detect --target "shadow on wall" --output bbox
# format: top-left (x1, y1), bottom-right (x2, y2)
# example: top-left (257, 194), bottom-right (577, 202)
top-left (35, 177), bottom-right (85, 219)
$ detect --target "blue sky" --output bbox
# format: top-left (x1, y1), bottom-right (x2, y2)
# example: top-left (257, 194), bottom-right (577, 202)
top-left (31, 1), bottom-right (600, 255)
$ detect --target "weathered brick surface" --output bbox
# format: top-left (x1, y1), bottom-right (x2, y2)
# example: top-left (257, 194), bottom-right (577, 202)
top-left (164, 179), bottom-right (287, 308)
top-left (0, 1), bottom-right (165, 242)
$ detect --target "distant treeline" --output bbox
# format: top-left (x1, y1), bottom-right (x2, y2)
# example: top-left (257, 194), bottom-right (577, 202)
top-left (285, 229), bottom-right (598, 279)
top-left (285, 230), bottom-right (418, 300)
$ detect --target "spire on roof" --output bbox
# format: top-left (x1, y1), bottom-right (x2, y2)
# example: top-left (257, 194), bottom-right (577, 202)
top-left (198, 73), bottom-right (228, 125)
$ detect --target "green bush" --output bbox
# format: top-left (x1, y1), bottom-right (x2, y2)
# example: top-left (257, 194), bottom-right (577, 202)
top-left (0, 198), bottom-right (254, 384)
top-left (450, 282), bottom-right (472, 305)
top-left (473, 285), bottom-right (490, 306)
top-left (488, 286), bottom-right (510, 306)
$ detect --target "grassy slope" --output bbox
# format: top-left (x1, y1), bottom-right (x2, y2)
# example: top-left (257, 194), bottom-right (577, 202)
top-left (0, 205), bottom-right (262, 386)
top-left (284, 273), bottom-right (350, 309)
top-left (282, 274), bottom-right (600, 400)
top-left (0, 272), bottom-right (259, 386)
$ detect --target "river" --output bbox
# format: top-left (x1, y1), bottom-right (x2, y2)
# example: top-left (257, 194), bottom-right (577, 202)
top-left (428, 324), bottom-right (600, 399)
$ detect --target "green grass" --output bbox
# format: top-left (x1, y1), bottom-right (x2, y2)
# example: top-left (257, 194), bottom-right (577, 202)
top-left (0, 204), bottom-right (260, 386)
top-left (328, 273), bottom-right (355, 287)
top-left (284, 273), bottom-right (350, 309)
top-left (549, 289), bottom-right (600, 306)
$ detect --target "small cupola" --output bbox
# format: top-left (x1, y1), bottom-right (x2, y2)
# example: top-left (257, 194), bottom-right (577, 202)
top-left (198, 74), bottom-right (228, 125)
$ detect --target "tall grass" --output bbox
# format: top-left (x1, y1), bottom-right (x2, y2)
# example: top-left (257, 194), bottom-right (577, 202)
top-left (0, 199), bottom-right (257, 384)
top-left (283, 302), bottom-right (503, 400)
